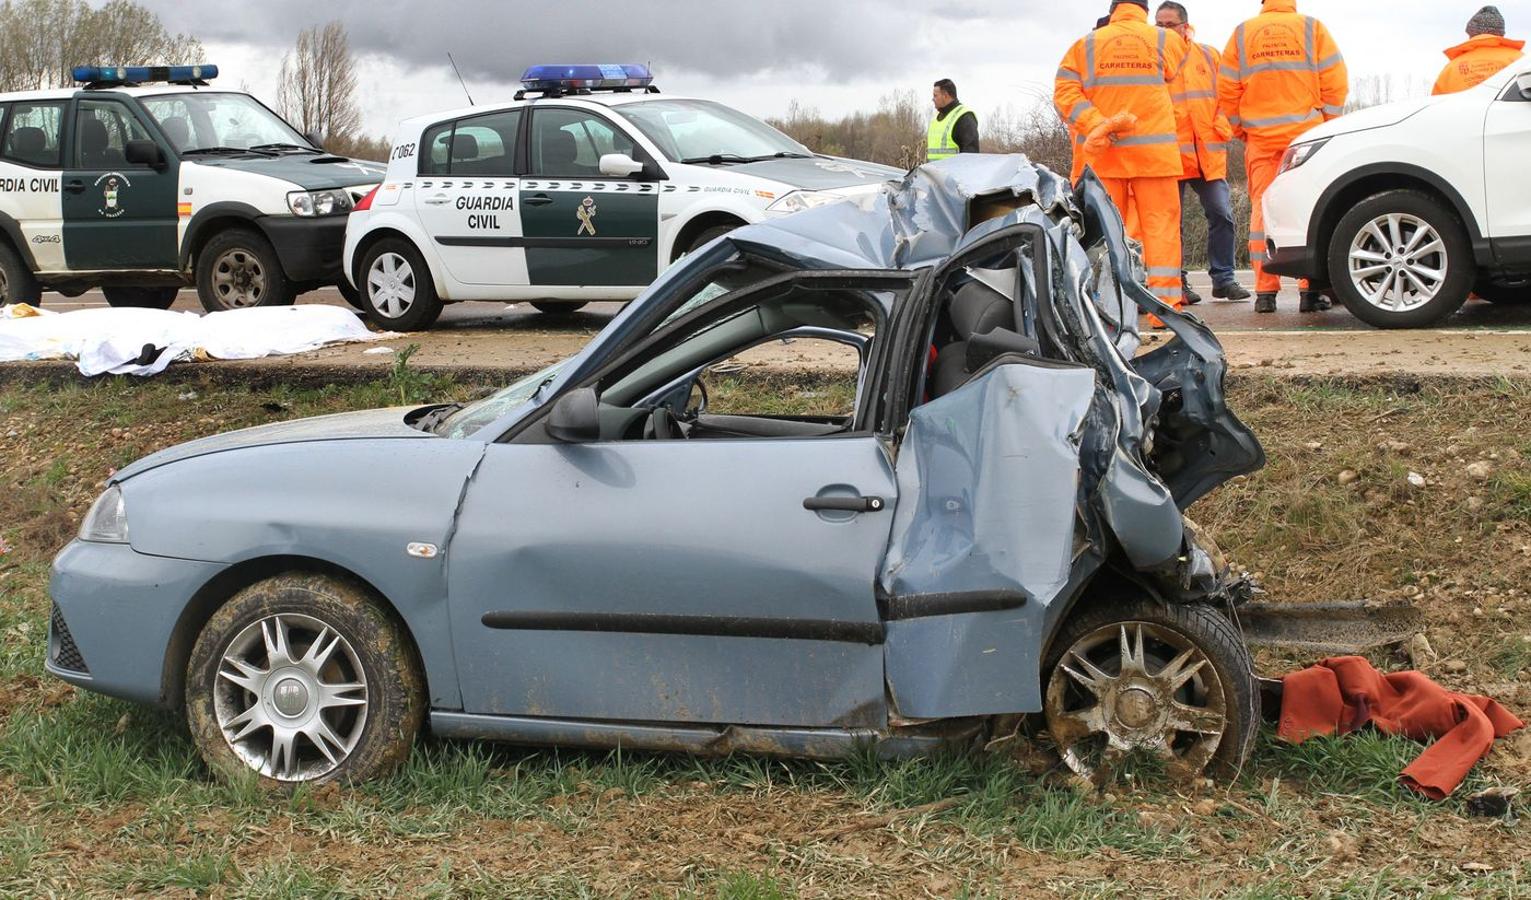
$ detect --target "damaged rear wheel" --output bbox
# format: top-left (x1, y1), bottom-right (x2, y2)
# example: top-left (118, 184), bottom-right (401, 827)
top-left (1043, 599), bottom-right (1257, 783)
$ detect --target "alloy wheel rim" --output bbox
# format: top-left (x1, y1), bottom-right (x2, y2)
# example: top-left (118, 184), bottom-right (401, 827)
top-left (1348, 213), bottom-right (1447, 314)
top-left (213, 613), bottom-right (369, 782)
top-left (211, 249), bottom-right (267, 308)
top-left (367, 253), bottom-right (416, 318)
top-left (1045, 621), bottom-right (1227, 783)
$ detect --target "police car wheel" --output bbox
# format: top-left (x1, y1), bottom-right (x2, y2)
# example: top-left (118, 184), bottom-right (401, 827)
top-left (0, 242), bottom-right (41, 306)
top-left (360, 240), bottom-right (442, 331)
top-left (336, 280), bottom-right (366, 310)
top-left (681, 225), bottom-right (738, 260)
top-left (196, 228), bottom-right (296, 313)
top-left (102, 286), bottom-right (180, 310)
top-left (530, 302), bottom-right (587, 315)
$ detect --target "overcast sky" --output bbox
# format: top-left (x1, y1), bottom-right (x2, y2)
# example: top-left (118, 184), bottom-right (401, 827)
top-left (135, 0), bottom-right (1501, 140)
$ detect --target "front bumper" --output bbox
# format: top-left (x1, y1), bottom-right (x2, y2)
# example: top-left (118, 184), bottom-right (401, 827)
top-left (258, 214), bottom-right (349, 284)
top-left (48, 540), bottom-right (223, 707)
top-left (1262, 167), bottom-right (1324, 281)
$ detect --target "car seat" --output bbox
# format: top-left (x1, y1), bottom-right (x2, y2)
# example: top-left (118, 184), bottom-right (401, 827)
top-left (158, 116), bottom-right (191, 150)
top-left (929, 280), bottom-right (1043, 398)
top-left (540, 129), bottom-right (590, 176)
top-left (7, 127), bottom-right (49, 166)
top-left (78, 117), bottom-right (122, 168)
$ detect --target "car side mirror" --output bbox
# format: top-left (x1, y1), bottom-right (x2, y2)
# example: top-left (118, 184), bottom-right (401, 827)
top-left (1517, 72), bottom-right (1531, 100)
top-left (124, 139), bottom-right (165, 169)
top-left (599, 153), bottom-right (646, 179)
top-left (546, 387), bottom-right (601, 443)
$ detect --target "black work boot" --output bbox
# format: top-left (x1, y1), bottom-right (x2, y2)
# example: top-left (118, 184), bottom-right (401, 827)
top-left (1213, 281), bottom-right (1252, 301)
top-left (1183, 278), bottom-right (1204, 306)
top-left (1254, 292), bottom-right (1277, 314)
top-left (1298, 291), bottom-right (1332, 312)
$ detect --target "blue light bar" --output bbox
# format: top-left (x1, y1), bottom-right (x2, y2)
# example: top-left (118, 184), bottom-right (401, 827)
top-left (520, 64), bottom-right (652, 92)
top-left (72, 65), bottom-right (219, 84)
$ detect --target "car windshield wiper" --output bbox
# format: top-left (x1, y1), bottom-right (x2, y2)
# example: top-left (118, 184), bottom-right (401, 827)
top-left (416, 402), bottom-right (464, 434)
top-left (182, 146), bottom-right (277, 157)
top-left (680, 151), bottom-right (815, 165)
top-left (249, 142), bottom-right (322, 154)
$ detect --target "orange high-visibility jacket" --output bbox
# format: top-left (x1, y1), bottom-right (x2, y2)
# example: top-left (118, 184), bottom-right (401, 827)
top-left (1171, 38), bottom-right (1233, 181)
top-left (1055, 3), bottom-right (1187, 180)
top-left (1219, 0), bottom-right (1348, 154)
top-left (1433, 35), bottom-right (1525, 95)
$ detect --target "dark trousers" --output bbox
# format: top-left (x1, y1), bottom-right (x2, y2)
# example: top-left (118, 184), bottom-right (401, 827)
top-left (1180, 177), bottom-right (1236, 287)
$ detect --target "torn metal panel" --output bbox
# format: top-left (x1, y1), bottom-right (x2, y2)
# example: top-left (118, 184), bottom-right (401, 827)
top-left (881, 361), bottom-right (1095, 718)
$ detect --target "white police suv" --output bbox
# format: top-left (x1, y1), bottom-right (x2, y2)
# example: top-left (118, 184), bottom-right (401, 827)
top-left (1263, 63), bottom-right (1531, 328)
top-left (0, 65), bottom-right (382, 312)
top-left (343, 64), bottom-right (901, 330)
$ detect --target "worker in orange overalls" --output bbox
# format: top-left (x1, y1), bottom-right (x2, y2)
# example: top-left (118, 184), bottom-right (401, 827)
top-left (1156, 1), bottom-right (1251, 306)
top-left (1057, 0), bottom-right (1189, 320)
top-left (1220, 0), bottom-right (1348, 314)
top-left (1433, 6), bottom-right (1524, 95)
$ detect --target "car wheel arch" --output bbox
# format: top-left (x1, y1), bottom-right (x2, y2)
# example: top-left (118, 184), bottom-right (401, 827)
top-left (1311, 165), bottom-right (1487, 271)
top-left (159, 554), bottom-right (430, 711)
top-left (351, 226), bottom-right (446, 299)
top-left (182, 204), bottom-right (265, 273)
top-left (669, 211), bottom-right (749, 263)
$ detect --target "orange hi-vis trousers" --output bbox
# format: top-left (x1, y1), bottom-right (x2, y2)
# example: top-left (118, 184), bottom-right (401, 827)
top-left (1248, 141), bottom-right (1310, 295)
top-left (1101, 175), bottom-right (1184, 311)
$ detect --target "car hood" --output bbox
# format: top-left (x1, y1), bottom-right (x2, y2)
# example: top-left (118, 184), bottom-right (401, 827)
top-left (190, 153), bottom-right (386, 190)
top-left (1303, 98), bottom-right (1431, 141)
top-left (115, 406), bottom-right (428, 480)
top-left (723, 155), bottom-right (904, 191)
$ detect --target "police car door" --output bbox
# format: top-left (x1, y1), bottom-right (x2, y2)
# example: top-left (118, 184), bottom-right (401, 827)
top-left (62, 96), bottom-right (178, 270)
top-left (519, 107), bottom-right (659, 288)
top-left (413, 108), bottom-right (528, 286)
top-left (0, 100), bottom-right (67, 273)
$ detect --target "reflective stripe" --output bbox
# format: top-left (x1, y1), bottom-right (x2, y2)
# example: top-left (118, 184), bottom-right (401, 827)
top-left (1316, 52), bottom-right (1344, 71)
top-left (1305, 16), bottom-right (1317, 67)
top-left (1322, 104), bottom-right (1344, 116)
top-left (1180, 143), bottom-right (1197, 153)
top-left (1236, 23), bottom-right (1247, 72)
top-left (1147, 266), bottom-right (1182, 278)
top-left (1171, 89), bottom-right (1218, 102)
top-left (1057, 67), bottom-right (1082, 82)
top-left (1243, 110), bottom-right (1322, 129)
top-left (1084, 74), bottom-right (1168, 87)
top-left (1115, 133), bottom-right (1178, 146)
top-left (1246, 60), bottom-right (1321, 75)
top-left (1250, 251), bottom-right (1268, 263)
top-left (1085, 32), bottom-right (1096, 84)
top-left (1157, 27), bottom-right (1168, 78)
top-left (1204, 141), bottom-right (1229, 152)
top-left (1249, 231), bottom-right (1267, 241)
top-left (1220, 64), bottom-right (1240, 79)
top-left (1228, 114), bottom-right (1242, 127)
top-left (1150, 286), bottom-right (1183, 298)
top-left (1067, 100), bottom-right (1096, 123)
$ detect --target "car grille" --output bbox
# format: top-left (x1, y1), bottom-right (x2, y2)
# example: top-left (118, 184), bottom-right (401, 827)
top-left (49, 603), bottom-right (88, 674)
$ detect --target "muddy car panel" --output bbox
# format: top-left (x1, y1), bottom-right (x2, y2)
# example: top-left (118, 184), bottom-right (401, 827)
top-left (48, 154), bottom-right (1264, 754)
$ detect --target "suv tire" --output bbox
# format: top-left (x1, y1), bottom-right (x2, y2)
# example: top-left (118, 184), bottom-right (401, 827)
top-left (359, 238), bottom-right (443, 331)
top-left (185, 573), bottom-right (425, 787)
top-left (103, 286), bottom-right (179, 310)
top-left (196, 228), bottom-right (296, 312)
top-left (530, 301), bottom-right (587, 315)
top-left (0, 242), bottom-right (41, 306)
top-left (1327, 189), bottom-right (1474, 329)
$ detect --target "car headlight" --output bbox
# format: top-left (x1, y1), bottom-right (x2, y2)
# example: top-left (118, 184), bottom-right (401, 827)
top-left (765, 190), bottom-right (842, 217)
top-left (287, 188), bottom-right (355, 217)
top-left (1279, 138), bottom-right (1330, 174)
top-left (79, 485), bottom-right (128, 543)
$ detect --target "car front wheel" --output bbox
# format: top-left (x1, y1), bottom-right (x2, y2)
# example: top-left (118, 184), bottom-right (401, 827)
top-left (359, 239), bottom-right (442, 331)
top-left (1327, 190), bottom-right (1473, 329)
top-left (1043, 597), bottom-right (1257, 783)
top-left (195, 228), bottom-right (296, 312)
top-left (185, 573), bottom-right (424, 786)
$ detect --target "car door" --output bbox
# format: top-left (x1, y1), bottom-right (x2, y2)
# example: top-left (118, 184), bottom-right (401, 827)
top-left (413, 108), bottom-right (529, 286)
top-left (0, 100), bottom-right (66, 272)
top-left (61, 96), bottom-right (178, 270)
top-left (444, 274), bottom-right (901, 729)
top-left (1483, 69), bottom-right (1531, 244)
top-left (519, 106), bottom-right (660, 288)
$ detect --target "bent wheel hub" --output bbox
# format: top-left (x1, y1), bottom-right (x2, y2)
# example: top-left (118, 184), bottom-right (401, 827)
top-left (1348, 213), bottom-right (1446, 314)
top-left (1046, 621), bottom-right (1227, 782)
top-left (367, 253), bottom-right (416, 318)
top-left (213, 613), bottom-right (368, 782)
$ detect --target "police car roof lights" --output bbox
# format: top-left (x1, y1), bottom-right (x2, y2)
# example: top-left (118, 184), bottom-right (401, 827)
top-left (72, 65), bottom-right (219, 87)
top-left (515, 64), bottom-right (658, 100)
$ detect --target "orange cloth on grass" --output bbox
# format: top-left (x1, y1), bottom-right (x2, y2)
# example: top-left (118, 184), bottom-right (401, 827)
top-left (1278, 656), bottom-right (1523, 800)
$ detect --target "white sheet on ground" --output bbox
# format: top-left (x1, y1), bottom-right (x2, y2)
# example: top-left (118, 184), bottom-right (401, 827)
top-left (0, 305), bottom-right (396, 376)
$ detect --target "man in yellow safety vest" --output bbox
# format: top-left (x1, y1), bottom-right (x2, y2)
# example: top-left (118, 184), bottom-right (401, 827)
top-left (928, 79), bottom-right (980, 161)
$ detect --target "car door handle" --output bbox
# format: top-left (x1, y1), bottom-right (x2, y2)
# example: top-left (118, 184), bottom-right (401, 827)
top-left (803, 495), bottom-right (887, 513)
top-left (524, 194), bottom-right (555, 207)
top-left (64, 179), bottom-right (86, 194)
top-left (423, 194), bottom-right (450, 206)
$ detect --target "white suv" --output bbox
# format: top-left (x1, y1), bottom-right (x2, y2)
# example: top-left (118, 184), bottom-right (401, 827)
top-left (343, 65), bottom-right (900, 331)
top-left (1264, 63), bottom-right (1530, 328)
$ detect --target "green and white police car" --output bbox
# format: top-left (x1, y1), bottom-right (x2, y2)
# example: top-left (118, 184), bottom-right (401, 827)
top-left (343, 64), bottom-right (902, 330)
top-left (0, 65), bottom-right (383, 312)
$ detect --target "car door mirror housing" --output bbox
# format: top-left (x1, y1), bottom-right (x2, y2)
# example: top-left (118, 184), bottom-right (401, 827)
top-left (1517, 73), bottom-right (1531, 100)
top-left (124, 139), bottom-right (164, 168)
top-left (546, 387), bottom-right (601, 443)
top-left (599, 153), bottom-right (646, 179)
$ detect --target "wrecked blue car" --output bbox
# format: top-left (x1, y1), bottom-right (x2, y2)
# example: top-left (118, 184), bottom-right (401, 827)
top-left (48, 155), bottom-right (1265, 785)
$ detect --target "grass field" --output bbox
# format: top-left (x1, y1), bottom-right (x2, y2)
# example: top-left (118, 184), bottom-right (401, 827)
top-left (2, 370), bottom-right (1530, 897)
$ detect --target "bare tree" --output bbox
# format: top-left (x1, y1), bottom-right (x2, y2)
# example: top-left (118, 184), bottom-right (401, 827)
top-left (277, 21), bottom-right (361, 145)
top-left (0, 0), bottom-right (201, 92)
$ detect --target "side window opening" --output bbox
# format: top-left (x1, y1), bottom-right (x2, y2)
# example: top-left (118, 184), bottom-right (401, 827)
top-left (530, 108), bottom-right (637, 178)
top-left (419, 109), bottom-right (521, 177)
top-left (75, 100), bottom-right (153, 169)
top-left (3, 101), bottom-right (65, 168)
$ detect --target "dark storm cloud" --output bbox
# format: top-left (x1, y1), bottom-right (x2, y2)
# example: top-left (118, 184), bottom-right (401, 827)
top-left (142, 0), bottom-right (943, 80)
